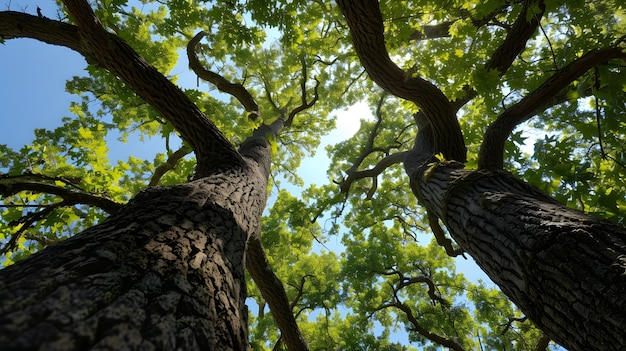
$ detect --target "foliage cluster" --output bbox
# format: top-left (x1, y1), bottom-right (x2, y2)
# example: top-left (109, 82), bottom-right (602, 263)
top-left (2, 0), bottom-right (625, 349)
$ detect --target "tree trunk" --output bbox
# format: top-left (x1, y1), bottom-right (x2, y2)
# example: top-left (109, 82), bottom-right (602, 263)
top-left (410, 160), bottom-right (626, 351)
top-left (0, 167), bottom-right (267, 350)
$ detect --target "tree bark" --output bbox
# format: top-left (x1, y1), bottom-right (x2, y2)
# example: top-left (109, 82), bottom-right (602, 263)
top-left (0, 165), bottom-right (268, 350)
top-left (410, 160), bottom-right (626, 351)
top-left (339, 1), bottom-right (626, 348)
top-left (1, 4), bottom-right (310, 349)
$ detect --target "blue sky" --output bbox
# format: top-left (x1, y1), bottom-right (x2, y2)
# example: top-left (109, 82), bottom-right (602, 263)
top-left (1, 37), bottom-right (84, 149)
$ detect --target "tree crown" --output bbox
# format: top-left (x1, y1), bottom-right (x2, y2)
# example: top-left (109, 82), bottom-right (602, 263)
top-left (1, 0), bottom-right (625, 349)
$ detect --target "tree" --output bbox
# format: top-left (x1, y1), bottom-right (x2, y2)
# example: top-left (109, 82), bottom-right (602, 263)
top-left (0, 0), bottom-right (625, 350)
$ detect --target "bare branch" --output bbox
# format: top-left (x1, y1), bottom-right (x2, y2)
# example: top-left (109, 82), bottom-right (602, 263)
top-left (479, 46), bottom-right (626, 170)
top-left (285, 56), bottom-right (320, 127)
top-left (374, 300), bottom-right (465, 351)
top-left (187, 31), bottom-right (260, 120)
top-left (339, 151), bottom-right (408, 194)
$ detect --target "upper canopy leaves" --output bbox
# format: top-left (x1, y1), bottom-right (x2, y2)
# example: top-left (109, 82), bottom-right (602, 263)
top-left (1, 0), bottom-right (626, 349)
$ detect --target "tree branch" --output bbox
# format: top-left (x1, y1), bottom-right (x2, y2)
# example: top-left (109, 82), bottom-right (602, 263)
top-left (338, 95), bottom-right (409, 195)
top-left (287, 274), bottom-right (314, 310)
top-left (479, 46), bottom-right (626, 170)
top-left (534, 334), bottom-right (551, 351)
top-left (500, 315), bottom-right (528, 335)
top-left (374, 301), bottom-right (465, 351)
top-left (427, 210), bottom-right (465, 257)
top-left (237, 113), bottom-right (314, 351)
top-left (187, 31), bottom-right (260, 120)
top-left (0, 173), bottom-right (122, 214)
top-left (0, 201), bottom-right (68, 255)
top-left (339, 151), bottom-right (408, 194)
top-left (0, 170), bottom-right (124, 254)
top-left (0, 5), bottom-right (243, 175)
top-left (382, 267), bottom-right (451, 307)
top-left (271, 274), bottom-right (315, 351)
top-left (0, 11), bottom-right (84, 55)
top-left (148, 146), bottom-right (192, 186)
top-left (397, 301), bottom-right (465, 351)
top-left (452, 0), bottom-right (546, 110)
top-left (486, 0), bottom-right (545, 78)
top-left (347, 94), bottom-right (386, 168)
top-left (0, 172), bottom-right (124, 254)
top-left (409, 3), bottom-right (510, 41)
top-left (337, 0), bottom-right (466, 162)
top-left (409, 22), bottom-right (453, 41)
top-left (285, 56), bottom-right (320, 127)
top-left (57, 0), bottom-right (244, 176)
top-left (246, 234), bottom-right (310, 351)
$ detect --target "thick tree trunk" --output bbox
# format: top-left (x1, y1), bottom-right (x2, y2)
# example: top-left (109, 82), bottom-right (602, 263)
top-left (0, 167), bottom-right (266, 350)
top-left (411, 161), bottom-right (626, 351)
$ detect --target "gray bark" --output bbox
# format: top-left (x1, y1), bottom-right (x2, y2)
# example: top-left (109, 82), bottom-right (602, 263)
top-left (409, 160), bottom-right (626, 351)
top-left (0, 165), bottom-right (268, 351)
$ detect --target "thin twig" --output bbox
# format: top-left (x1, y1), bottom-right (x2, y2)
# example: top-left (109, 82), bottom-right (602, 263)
top-left (594, 66), bottom-right (606, 158)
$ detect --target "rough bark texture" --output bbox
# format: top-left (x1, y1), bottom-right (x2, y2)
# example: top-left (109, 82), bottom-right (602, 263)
top-left (0, 166), bottom-right (267, 350)
top-left (1, 3), bottom-right (310, 349)
top-left (0, 5), bottom-right (263, 348)
top-left (339, 1), bottom-right (626, 349)
top-left (410, 160), bottom-right (626, 351)
top-left (240, 126), bottom-right (311, 351)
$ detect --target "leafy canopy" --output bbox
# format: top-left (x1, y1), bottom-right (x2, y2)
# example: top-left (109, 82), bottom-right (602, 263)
top-left (1, 0), bottom-right (625, 350)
